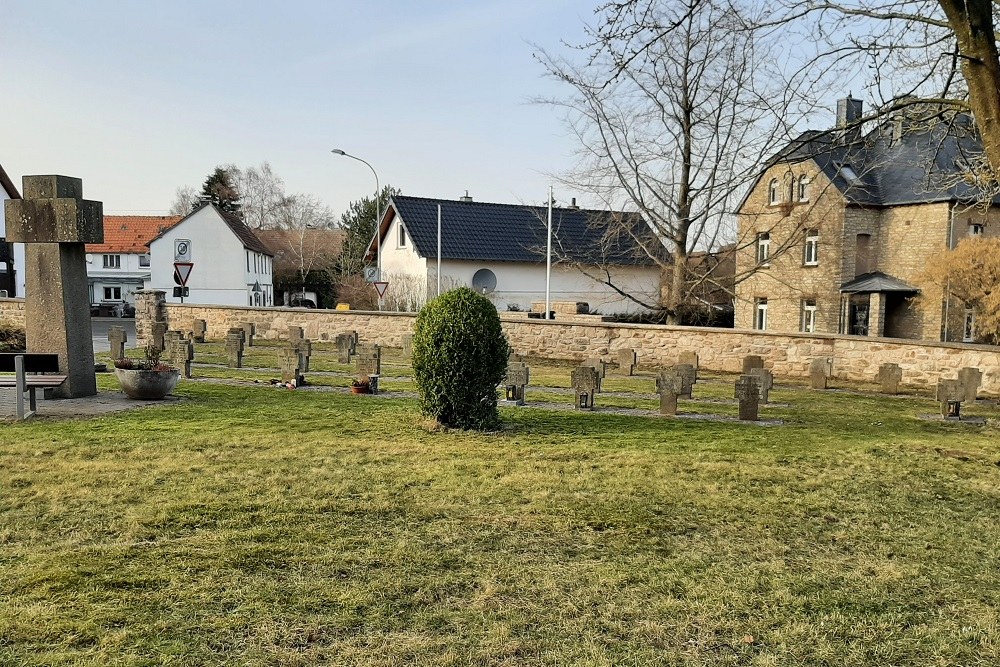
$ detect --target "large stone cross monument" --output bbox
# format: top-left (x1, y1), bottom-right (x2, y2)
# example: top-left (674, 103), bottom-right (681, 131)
top-left (4, 175), bottom-right (103, 397)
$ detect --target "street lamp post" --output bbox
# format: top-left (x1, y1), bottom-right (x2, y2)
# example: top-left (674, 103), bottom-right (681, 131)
top-left (331, 148), bottom-right (382, 309)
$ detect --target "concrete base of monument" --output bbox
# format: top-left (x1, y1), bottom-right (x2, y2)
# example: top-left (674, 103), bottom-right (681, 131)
top-left (0, 388), bottom-right (181, 420)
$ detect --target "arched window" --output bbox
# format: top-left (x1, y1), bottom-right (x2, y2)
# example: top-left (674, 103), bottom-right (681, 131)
top-left (797, 175), bottom-right (810, 201)
top-left (768, 179), bottom-right (779, 204)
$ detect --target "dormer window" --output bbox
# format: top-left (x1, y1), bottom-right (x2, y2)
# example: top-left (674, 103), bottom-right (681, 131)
top-left (768, 179), bottom-right (780, 205)
top-left (836, 163), bottom-right (861, 185)
top-left (797, 175), bottom-right (810, 202)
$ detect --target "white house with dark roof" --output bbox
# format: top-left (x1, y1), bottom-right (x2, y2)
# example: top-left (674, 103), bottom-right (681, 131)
top-left (147, 203), bottom-right (274, 306)
top-left (372, 195), bottom-right (662, 314)
top-left (0, 162), bottom-right (25, 297)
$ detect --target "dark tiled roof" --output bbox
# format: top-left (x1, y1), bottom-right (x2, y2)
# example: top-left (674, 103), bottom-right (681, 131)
top-left (388, 195), bottom-right (662, 265)
top-left (840, 271), bottom-right (919, 293)
top-left (764, 113), bottom-right (999, 207)
top-left (0, 162), bottom-right (20, 199)
top-left (216, 208), bottom-right (273, 256)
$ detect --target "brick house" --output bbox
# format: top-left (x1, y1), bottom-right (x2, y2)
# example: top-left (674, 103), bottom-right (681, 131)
top-left (735, 97), bottom-right (999, 342)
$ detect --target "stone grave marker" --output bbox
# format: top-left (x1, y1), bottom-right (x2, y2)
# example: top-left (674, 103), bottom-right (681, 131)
top-left (504, 362), bottom-right (530, 405)
top-left (279, 345), bottom-right (302, 385)
top-left (877, 363), bottom-right (903, 395)
top-left (655, 371), bottom-right (684, 416)
top-left (296, 338), bottom-right (312, 373)
top-left (615, 349), bottom-right (637, 376)
top-left (734, 375), bottom-right (762, 421)
top-left (936, 379), bottom-right (964, 418)
top-left (150, 321), bottom-right (168, 353)
top-left (742, 355), bottom-right (764, 374)
top-left (241, 322), bottom-right (256, 347)
top-left (165, 332), bottom-right (194, 378)
top-left (336, 332), bottom-right (358, 363)
top-left (356, 345), bottom-right (381, 377)
top-left (583, 358), bottom-right (608, 392)
top-left (401, 334), bottom-right (414, 357)
top-left (288, 326), bottom-right (304, 344)
top-left (571, 366), bottom-right (600, 410)
top-left (192, 319), bottom-right (207, 343)
top-left (678, 351), bottom-right (699, 370)
top-left (748, 367), bottom-right (773, 404)
top-left (809, 357), bottom-right (833, 389)
top-left (5, 174), bottom-right (103, 397)
top-left (958, 367), bottom-right (982, 403)
top-left (675, 364), bottom-right (697, 398)
top-left (225, 331), bottom-right (244, 368)
top-left (108, 326), bottom-right (128, 359)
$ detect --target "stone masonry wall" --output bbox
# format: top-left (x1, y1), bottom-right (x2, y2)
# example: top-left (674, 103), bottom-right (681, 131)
top-left (0, 298), bottom-right (26, 328)
top-left (146, 302), bottom-right (1000, 396)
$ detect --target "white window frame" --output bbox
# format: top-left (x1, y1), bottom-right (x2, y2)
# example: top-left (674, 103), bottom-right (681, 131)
top-left (964, 308), bottom-right (976, 342)
top-left (804, 230), bottom-right (819, 266)
top-left (797, 175), bottom-right (810, 202)
top-left (756, 232), bottom-right (771, 266)
top-left (139, 254), bottom-right (150, 267)
top-left (102, 254), bottom-right (121, 269)
top-left (754, 298), bottom-right (768, 330)
top-left (768, 179), bottom-right (780, 205)
top-left (801, 299), bottom-right (817, 333)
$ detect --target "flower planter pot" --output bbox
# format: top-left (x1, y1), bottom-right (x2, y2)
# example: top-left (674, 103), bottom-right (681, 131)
top-left (114, 368), bottom-right (180, 400)
top-left (350, 385), bottom-right (370, 394)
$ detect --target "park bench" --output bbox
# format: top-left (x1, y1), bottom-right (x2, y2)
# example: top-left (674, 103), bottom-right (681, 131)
top-left (0, 353), bottom-right (67, 420)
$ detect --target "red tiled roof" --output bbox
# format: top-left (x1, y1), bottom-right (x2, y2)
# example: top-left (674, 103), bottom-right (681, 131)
top-left (86, 215), bottom-right (183, 254)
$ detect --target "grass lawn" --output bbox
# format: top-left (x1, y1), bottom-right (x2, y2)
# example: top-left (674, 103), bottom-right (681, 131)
top-left (2, 361), bottom-right (1000, 665)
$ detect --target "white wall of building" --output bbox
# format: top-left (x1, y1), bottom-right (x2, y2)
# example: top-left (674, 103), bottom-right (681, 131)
top-left (85, 251), bottom-right (149, 306)
top-left (0, 182), bottom-right (26, 298)
top-left (148, 206), bottom-right (273, 307)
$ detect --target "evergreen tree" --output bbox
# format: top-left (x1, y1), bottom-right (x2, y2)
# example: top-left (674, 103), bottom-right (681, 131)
top-left (196, 167), bottom-right (242, 215)
top-left (337, 185), bottom-right (400, 277)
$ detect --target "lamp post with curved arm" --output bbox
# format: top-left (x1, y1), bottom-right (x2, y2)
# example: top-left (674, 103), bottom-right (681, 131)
top-left (331, 148), bottom-right (382, 309)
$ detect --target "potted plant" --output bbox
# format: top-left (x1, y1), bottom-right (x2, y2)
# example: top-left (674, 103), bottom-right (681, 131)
top-left (114, 343), bottom-right (180, 400)
top-left (350, 376), bottom-right (371, 394)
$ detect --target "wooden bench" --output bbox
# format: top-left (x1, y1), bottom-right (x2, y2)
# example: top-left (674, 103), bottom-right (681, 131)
top-left (0, 353), bottom-right (67, 420)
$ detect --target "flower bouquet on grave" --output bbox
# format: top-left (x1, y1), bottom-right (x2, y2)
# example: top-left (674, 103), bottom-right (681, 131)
top-left (113, 343), bottom-right (180, 400)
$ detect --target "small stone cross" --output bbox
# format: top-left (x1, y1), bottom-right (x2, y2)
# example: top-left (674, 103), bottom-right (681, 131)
top-left (279, 345), bottom-right (302, 384)
top-left (504, 362), bottom-right (530, 405)
top-left (288, 326), bottom-right (304, 344)
top-left (876, 363), bottom-right (902, 395)
top-left (678, 351), bottom-right (699, 370)
top-left (655, 371), bottom-right (684, 415)
top-left (742, 355), bottom-right (764, 374)
top-left (108, 326), bottom-right (127, 359)
top-left (336, 332), bottom-right (357, 363)
top-left (958, 367), bottom-right (982, 403)
top-left (936, 379), bottom-right (964, 418)
top-left (401, 334), bottom-right (414, 357)
top-left (192, 319), bottom-right (207, 343)
top-left (572, 366), bottom-right (600, 410)
top-left (356, 345), bottom-right (381, 378)
top-left (225, 332), bottom-right (244, 368)
top-left (615, 349), bottom-right (637, 376)
top-left (748, 367), bottom-right (773, 404)
top-left (295, 338), bottom-right (312, 373)
top-left (735, 375), bottom-right (762, 421)
top-left (583, 358), bottom-right (608, 392)
top-left (241, 322), bottom-right (256, 347)
top-left (809, 357), bottom-right (832, 389)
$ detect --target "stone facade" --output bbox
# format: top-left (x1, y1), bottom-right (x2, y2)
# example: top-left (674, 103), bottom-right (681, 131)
top-left (0, 297), bottom-right (25, 328)
top-left (136, 302), bottom-right (1000, 396)
top-left (736, 140), bottom-right (999, 343)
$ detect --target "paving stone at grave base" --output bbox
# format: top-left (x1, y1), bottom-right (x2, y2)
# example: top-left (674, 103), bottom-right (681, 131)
top-left (0, 388), bottom-right (182, 420)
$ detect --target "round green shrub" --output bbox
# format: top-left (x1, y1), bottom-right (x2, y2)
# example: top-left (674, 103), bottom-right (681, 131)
top-left (412, 287), bottom-right (511, 430)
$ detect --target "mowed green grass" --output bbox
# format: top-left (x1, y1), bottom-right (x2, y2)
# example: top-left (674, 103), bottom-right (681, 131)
top-left (2, 366), bottom-right (1000, 665)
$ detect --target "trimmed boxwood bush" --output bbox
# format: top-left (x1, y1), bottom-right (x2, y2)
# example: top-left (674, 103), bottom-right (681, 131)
top-left (412, 287), bottom-right (511, 430)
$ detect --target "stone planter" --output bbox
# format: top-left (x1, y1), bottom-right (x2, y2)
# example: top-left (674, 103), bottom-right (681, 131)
top-left (350, 384), bottom-right (370, 395)
top-left (114, 368), bottom-right (180, 400)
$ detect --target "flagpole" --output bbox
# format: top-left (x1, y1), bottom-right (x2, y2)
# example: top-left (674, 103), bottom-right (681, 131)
top-left (545, 186), bottom-right (552, 319)
top-left (437, 204), bottom-right (442, 296)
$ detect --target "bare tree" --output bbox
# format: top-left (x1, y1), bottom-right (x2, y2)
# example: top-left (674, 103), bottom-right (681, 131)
top-left (168, 186), bottom-right (199, 216)
top-left (537, 0), bottom-right (805, 323)
top-left (226, 162), bottom-right (290, 230)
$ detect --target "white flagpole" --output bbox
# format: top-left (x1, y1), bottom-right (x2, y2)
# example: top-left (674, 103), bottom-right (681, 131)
top-left (437, 204), bottom-right (442, 296)
top-left (545, 186), bottom-right (553, 319)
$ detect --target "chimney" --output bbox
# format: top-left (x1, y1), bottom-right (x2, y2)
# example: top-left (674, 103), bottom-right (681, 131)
top-left (569, 197), bottom-right (579, 209)
top-left (836, 95), bottom-right (863, 143)
top-left (459, 190), bottom-right (472, 202)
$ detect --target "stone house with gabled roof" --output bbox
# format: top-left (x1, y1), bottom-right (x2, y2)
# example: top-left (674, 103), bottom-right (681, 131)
top-left (735, 97), bottom-right (1000, 342)
top-left (84, 214), bottom-right (183, 312)
top-left (372, 194), bottom-right (663, 314)
top-left (147, 203), bottom-right (275, 307)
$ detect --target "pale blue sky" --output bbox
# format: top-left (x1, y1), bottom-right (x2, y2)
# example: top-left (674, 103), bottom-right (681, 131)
top-left (1, 1), bottom-right (595, 216)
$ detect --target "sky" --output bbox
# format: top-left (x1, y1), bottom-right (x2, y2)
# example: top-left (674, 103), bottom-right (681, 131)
top-left (1, 1), bottom-right (598, 217)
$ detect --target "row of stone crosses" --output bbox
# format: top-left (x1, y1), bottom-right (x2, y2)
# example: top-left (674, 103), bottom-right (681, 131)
top-left (109, 322), bottom-right (984, 418)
